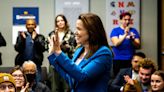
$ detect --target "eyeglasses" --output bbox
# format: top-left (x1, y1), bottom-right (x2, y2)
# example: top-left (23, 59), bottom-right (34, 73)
top-left (0, 84), bottom-right (14, 90)
top-left (12, 74), bottom-right (23, 78)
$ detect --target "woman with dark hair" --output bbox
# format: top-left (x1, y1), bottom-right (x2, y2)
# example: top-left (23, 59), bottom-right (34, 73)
top-left (48, 14), bottom-right (77, 92)
top-left (49, 14), bottom-right (77, 58)
top-left (151, 70), bottom-right (164, 92)
top-left (10, 65), bottom-right (29, 92)
top-left (110, 12), bottom-right (141, 77)
top-left (48, 13), bottom-right (113, 92)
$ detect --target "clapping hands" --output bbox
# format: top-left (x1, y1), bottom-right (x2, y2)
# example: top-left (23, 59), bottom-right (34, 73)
top-left (124, 75), bottom-right (134, 85)
top-left (48, 30), bottom-right (62, 55)
top-left (20, 82), bottom-right (29, 92)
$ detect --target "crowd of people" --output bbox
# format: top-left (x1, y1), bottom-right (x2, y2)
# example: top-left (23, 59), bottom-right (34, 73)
top-left (0, 12), bottom-right (163, 92)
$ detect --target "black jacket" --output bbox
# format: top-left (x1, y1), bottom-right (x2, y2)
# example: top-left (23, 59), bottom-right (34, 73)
top-left (30, 82), bottom-right (51, 92)
top-left (0, 32), bottom-right (6, 47)
top-left (14, 32), bottom-right (46, 66)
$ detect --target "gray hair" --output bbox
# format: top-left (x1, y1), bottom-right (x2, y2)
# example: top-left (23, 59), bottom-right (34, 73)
top-left (22, 60), bottom-right (37, 72)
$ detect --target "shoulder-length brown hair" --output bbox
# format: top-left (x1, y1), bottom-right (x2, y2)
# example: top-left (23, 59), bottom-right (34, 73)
top-left (78, 13), bottom-right (112, 58)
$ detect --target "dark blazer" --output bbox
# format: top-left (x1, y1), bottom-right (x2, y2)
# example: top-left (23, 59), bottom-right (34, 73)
top-left (48, 46), bottom-right (113, 92)
top-left (111, 68), bottom-right (132, 92)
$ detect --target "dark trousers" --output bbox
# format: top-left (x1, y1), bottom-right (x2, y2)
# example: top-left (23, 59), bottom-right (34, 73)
top-left (36, 65), bottom-right (42, 82)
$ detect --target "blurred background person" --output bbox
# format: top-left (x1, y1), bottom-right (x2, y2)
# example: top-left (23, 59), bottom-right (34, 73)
top-left (123, 58), bottom-right (157, 92)
top-left (110, 12), bottom-right (141, 77)
top-left (0, 73), bottom-right (16, 92)
top-left (150, 70), bottom-right (164, 92)
top-left (0, 32), bottom-right (6, 65)
top-left (48, 13), bottom-right (113, 92)
top-left (10, 65), bottom-right (29, 92)
top-left (0, 32), bottom-right (6, 46)
top-left (22, 61), bottom-right (51, 92)
top-left (14, 19), bottom-right (46, 82)
top-left (110, 52), bottom-right (146, 92)
top-left (48, 14), bottom-right (77, 92)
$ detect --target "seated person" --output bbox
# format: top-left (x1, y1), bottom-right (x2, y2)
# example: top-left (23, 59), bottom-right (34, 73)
top-left (0, 73), bottom-right (16, 92)
top-left (111, 52), bottom-right (146, 92)
top-left (123, 58), bottom-right (157, 92)
top-left (10, 65), bottom-right (29, 92)
top-left (150, 70), bottom-right (164, 92)
top-left (22, 60), bottom-right (51, 92)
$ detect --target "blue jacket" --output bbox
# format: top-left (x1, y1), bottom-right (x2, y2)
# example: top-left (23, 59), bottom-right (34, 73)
top-left (48, 46), bottom-right (113, 92)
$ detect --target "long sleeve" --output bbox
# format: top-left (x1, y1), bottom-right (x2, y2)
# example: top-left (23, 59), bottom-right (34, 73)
top-left (48, 46), bottom-right (113, 92)
top-left (34, 34), bottom-right (46, 53)
top-left (48, 46), bottom-right (112, 82)
top-left (14, 34), bottom-right (25, 53)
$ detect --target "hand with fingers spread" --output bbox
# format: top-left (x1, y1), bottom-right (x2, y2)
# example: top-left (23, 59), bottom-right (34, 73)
top-left (48, 31), bottom-right (62, 55)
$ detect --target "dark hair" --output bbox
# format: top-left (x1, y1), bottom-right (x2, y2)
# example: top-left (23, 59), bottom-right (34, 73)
top-left (55, 14), bottom-right (69, 31)
top-left (78, 13), bottom-right (112, 58)
top-left (152, 70), bottom-right (164, 81)
top-left (134, 52), bottom-right (146, 58)
top-left (26, 19), bottom-right (37, 29)
top-left (138, 58), bottom-right (158, 74)
top-left (119, 12), bottom-right (131, 19)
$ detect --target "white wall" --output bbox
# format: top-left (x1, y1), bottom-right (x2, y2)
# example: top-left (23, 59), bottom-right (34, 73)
top-left (140, 0), bottom-right (158, 62)
top-left (0, 0), bottom-right (158, 68)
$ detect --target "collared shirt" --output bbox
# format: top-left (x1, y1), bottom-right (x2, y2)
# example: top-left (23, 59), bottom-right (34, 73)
top-left (132, 70), bottom-right (138, 80)
top-left (24, 32), bottom-right (34, 60)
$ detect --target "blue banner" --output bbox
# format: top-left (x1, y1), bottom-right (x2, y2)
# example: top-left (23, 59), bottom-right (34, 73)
top-left (13, 7), bottom-right (39, 25)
